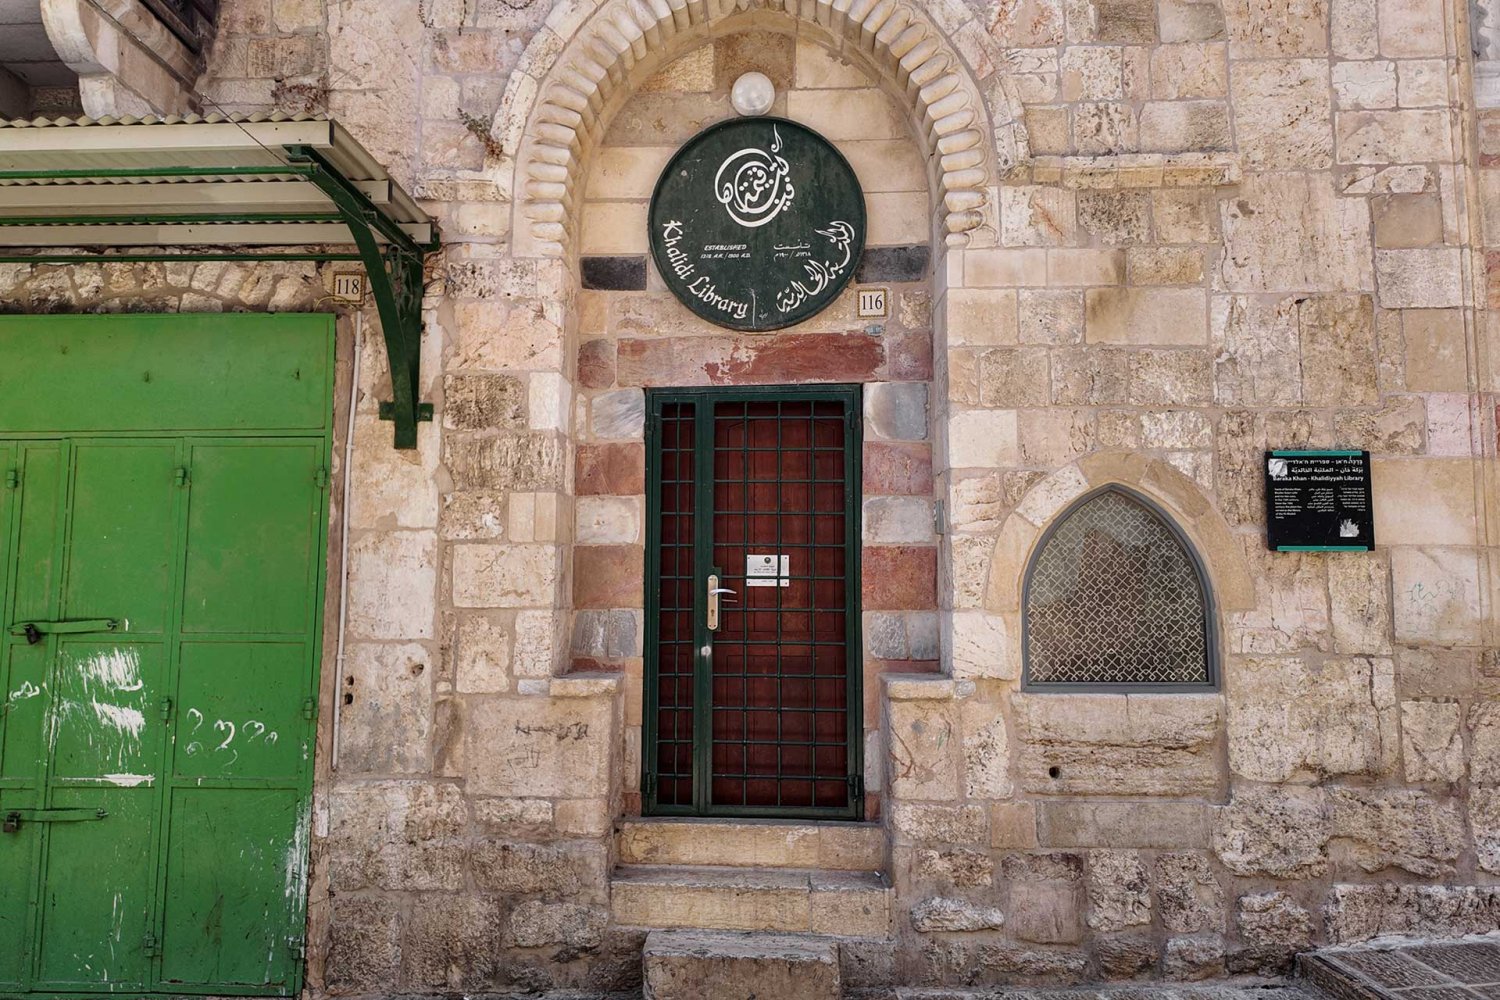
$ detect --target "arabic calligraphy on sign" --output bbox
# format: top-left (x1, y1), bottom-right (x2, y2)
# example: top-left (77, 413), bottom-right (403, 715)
top-left (714, 124), bottom-right (796, 228)
top-left (648, 117), bottom-right (867, 332)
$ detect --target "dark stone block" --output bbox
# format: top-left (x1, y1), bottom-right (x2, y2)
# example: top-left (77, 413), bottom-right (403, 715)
top-left (581, 255), bottom-right (647, 291)
top-left (856, 244), bottom-right (930, 283)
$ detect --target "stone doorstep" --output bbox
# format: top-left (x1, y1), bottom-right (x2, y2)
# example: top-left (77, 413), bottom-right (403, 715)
top-left (611, 864), bottom-right (892, 937)
top-left (617, 817), bottom-right (886, 871)
top-left (643, 929), bottom-right (840, 1000)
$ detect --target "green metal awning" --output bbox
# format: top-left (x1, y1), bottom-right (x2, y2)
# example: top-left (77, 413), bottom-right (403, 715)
top-left (0, 112), bottom-right (438, 449)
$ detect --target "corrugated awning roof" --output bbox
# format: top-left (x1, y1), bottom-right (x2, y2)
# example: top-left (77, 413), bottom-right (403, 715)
top-left (0, 112), bottom-right (434, 247)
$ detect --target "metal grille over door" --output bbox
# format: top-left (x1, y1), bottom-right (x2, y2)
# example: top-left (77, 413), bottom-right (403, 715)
top-left (646, 388), bottom-right (861, 819)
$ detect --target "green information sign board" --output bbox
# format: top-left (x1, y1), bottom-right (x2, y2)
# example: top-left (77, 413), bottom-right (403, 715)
top-left (649, 117), bottom-right (867, 332)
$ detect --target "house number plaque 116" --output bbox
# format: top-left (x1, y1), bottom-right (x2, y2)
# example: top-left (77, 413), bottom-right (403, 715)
top-left (648, 117), bottom-right (867, 332)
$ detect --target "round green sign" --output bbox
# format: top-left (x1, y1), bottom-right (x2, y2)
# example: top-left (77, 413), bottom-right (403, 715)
top-left (648, 117), bottom-right (867, 332)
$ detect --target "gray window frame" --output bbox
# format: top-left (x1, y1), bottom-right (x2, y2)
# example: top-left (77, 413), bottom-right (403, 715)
top-left (1020, 484), bottom-right (1220, 694)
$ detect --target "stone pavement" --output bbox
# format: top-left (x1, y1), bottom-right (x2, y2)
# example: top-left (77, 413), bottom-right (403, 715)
top-left (851, 986), bottom-right (1318, 999)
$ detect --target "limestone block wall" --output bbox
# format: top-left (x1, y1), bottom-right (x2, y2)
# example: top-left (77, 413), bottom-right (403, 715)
top-left (0, 0), bottom-right (1483, 994)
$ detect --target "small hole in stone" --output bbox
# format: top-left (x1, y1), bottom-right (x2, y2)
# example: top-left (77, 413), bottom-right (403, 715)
top-left (343, 693), bottom-right (354, 706)
top-left (411, 662), bottom-right (425, 676)
top-left (1048, 766), bottom-right (1061, 779)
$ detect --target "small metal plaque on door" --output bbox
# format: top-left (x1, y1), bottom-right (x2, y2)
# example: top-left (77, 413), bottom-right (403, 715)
top-left (746, 553), bottom-right (790, 587)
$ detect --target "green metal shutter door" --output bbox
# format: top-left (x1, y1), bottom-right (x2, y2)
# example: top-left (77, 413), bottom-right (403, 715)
top-left (0, 315), bottom-right (332, 997)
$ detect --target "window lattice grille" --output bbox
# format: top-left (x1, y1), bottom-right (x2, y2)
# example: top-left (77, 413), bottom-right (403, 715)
top-left (1025, 490), bottom-right (1210, 687)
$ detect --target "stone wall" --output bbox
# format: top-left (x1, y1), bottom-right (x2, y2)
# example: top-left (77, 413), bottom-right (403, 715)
top-left (2, 0), bottom-right (1492, 993)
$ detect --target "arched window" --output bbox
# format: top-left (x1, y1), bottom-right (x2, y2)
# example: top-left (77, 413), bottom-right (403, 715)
top-left (1023, 486), bottom-right (1215, 690)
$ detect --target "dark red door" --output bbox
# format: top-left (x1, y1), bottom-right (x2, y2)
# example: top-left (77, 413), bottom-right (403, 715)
top-left (645, 388), bottom-right (862, 818)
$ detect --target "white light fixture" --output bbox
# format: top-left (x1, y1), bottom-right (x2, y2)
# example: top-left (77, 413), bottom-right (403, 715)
top-left (730, 71), bottom-right (776, 116)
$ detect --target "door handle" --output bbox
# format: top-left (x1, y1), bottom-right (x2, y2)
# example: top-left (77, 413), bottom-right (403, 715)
top-left (3, 807), bottom-right (108, 833)
top-left (706, 575), bottom-right (738, 632)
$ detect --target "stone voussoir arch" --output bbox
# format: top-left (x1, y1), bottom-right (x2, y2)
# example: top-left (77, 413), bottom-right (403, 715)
top-left (495, 0), bottom-right (1026, 258)
top-left (984, 452), bottom-right (1258, 617)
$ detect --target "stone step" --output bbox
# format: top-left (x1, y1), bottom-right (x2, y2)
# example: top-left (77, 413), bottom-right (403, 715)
top-left (643, 929), bottom-right (839, 1000)
top-left (611, 864), bottom-right (891, 937)
top-left (617, 817), bottom-right (885, 871)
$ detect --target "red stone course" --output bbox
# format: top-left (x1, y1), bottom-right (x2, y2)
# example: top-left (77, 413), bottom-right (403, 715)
top-left (573, 544), bottom-right (645, 608)
top-left (863, 441), bottom-right (933, 495)
top-left (861, 545), bottom-right (938, 610)
top-left (576, 443), bottom-right (646, 495)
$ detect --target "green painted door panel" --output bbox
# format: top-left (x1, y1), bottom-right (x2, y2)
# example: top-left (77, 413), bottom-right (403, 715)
top-left (0, 788), bottom-right (39, 988)
top-left (172, 643), bottom-right (308, 782)
top-left (157, 788), bottom-right (305, 991)
top-left (63, 443), bottom-right (180, 635)
top-left (0, 315), bottom-right (335, 434)
top-left (181, 442), bottom-right (322, 636)
top-left (32, 787), bottom-right (156, 991)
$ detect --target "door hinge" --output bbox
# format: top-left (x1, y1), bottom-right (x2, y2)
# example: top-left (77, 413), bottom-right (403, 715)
top-left (158, 697), bottom-right (173, 720)
top-left (302, 696), bottom-right (316, 721)
top-left (314, 468), bottom-right (330, 490)
top-left (173, 466), bottom-right (190, 488)
top-left (288, 936), bottom-right (306, 960)
top-left (4, 469), bottom-right (16, 490)
top-left (933, 499), bottom-right (947, 536)
top-left (142, 932), bottom-right (160, 957)
top-left (847, 773), bottom-right (864, 799)
top-left (643, 771), bottom-right (657, 797)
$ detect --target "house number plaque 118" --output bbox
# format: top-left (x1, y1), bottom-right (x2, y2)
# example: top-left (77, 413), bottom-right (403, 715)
top-left (648, 117), bottom-right (867, 332)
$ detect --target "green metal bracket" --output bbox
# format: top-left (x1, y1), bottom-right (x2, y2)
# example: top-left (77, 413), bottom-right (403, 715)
top-left (286, 145), bottom-right (435, 450)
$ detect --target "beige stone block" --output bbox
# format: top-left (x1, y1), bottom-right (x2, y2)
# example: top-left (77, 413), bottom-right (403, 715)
top-left (1061, 46), bottom-right (1124, 100)
top-left (1226, 547), bottom-right (1332, 655)
top-left (1337, 110), bottom-right (1453, 164)
top-left (1378, 0), bottom-right (1446, 55)
top-left (947, 409), bottom-right (1020, 468)
top-left (992, 801), bottom-right (1040, 849)
top-left (1224, 0), bottom-right (1330, 56)
top-left (1138, 100), bottom-right (1232, 152)
top-left (1153, 188), bottom-right (1219, 243)
top-left (1227, 656), bottom-right (1398, 782)
top-left (963, 248), bottom-right (1048, 287)
top-left (1231, 59), bottom-right (1333, 169)
top-left (452, 543), bottom-right (559, 608)
top-left (793, 37), bottom-right (870, 88)
top-left (1220, 173), bottom-right (1373, 292)
top-left (451, 299), bottom-right (563, 372)
top-left (1085, 287), bottom-right (1207, 345)
top-left (1025, 105), bottom-right (1073, 155)
top-left (1038, 801), bottom-right (1212, 848)
top-left (890, 802), bottom-right (989, 845)
top-left (1047, 249), bottom-right (1126, 286)
top-left (1390, 546), bottom-right (1482, 643)
top-left (581, 202), bottom-right (648, 255)
top-left (1375, 248), bottom-right (1464, 308)
top-left (1017, 409), bottom-right (1097, 467)
top-left (1425, 392), bottom-right (1475, 458)
top-left (842, 139), bottom-right (928, 194)
top-left (1073, 100), bottom-right (1139, 154)
top-left (612, 869), bottom-right (812, 932)
top-left (1401, 309), bottom-right (1468, 390)
top-left (575, 496), bottom-right (642, 545)
top-left (453, 615), bottom-right (511, 693)
top-left (1210, 295), bottom-right (1301, 405)
top-left (948, 288), bottom-right (1019, 346)
top-left (809, 872), bottom-right (891, 937)
top-left (961, 698), bottom-right (1013, 798)
top-left (1001, 186), bottom-right (1077, 246)
top-left (993, 0), bottom-right (1066, 45)
top-left (587, 146), bottom-right (674, 200)
top-left (1329, 552), bottom-right (1394, 654)
top-left (985, 516), bottom-right (1041, 612)
top-left (947, 611), bottom-right (1019, 680)
top-left (1396, 59), bottom-right (1449, 107)
top-left (785, 88), bottom-right (906, 141)
top-left (640, 45), bottom-right (714, 92)
top-left (1128, 247), bottom-right (1205, 284)
top-left (1333, 60), bottom-right (1397, 109)
top-left (867, 191), bottom-right (930, 245)
top-left (1400, 700), bottom-right (1464, 781)
top-left (339, 642), bottom-right (433, 774)
top-left (1373, 192), bottom-right (1443, 247)
top-left (979, 347), bottom-right (1050, 405)
top-left (466, 695), bottom-right (611, 797)
top-left (1332, 0), bottom-right (1379, 56)
top-left (886, 696), bottom-right (962, 801)
top-left (1019, 289), bottom-right (1085, 343)
top-left (1299, 294), bottom-right (1378, 405)
top-left (1150, 43), bottom-right (1228, 98)
top-left (348, 531), bottom-right (436, 639)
